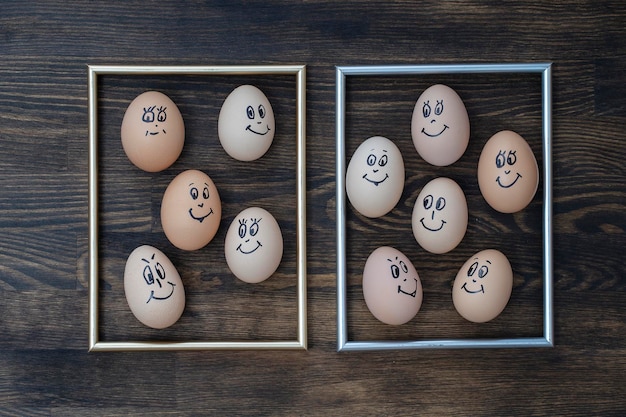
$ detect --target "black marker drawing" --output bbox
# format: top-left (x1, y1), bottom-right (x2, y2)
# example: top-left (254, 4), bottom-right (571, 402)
top-left (236, 217), bottom-right (263, 254)
top-left (388, 256), bottom-right (417, 298)
top-left (461, 258), bottom-right (491, 294)
top-left (245, 104), bottom-right (271, 135)
top-left (141, 253), bottom-right (176, 303)
top-left (495, 149), bottom-right (522, 188)
top-left (142, 105), bottom-right (167, 136)
top-left (362, 149), bottom-right (389, 186)
top-left (420, 99), bottom-right (448, 137)
top-left (419, 194), bottom-right (447, 231)
top-left (187, 182), bottom-right (213, 223)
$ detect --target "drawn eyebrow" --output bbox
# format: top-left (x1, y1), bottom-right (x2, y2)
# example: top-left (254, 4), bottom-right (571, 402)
top-left (141, 253), bottom-right (156, 263)
top-left (189, 182), bottom-right (195, 186)
top-left (486, 260), bottom-right (492, 264)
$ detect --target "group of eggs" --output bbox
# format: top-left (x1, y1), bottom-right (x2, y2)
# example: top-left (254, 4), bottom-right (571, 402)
top-left (347, 84), bottom-right (539, 325)
top-left (120, 86), bottom-right (284, 329)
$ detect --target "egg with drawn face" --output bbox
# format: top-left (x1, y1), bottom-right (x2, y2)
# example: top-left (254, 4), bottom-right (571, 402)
top-left (411, 84), bottom-right (470, 166)
top-left (362, 246), bottom-right (423, 325)
top-left (412, 177), bottom-right (468, 254)
top-left (161, 169), bottom-right (221, 251)
top-left (452, 249), bottom-right (513, 323)
top-left (225, 207), bottom-right (283, 284)
top-left (218, 85), bottom-right (275, 161)
top-left (346, 136), bottom-right (405, 218)
top-left (124, 245), bottom-right (185, 329)
top-left (478, 130), bottom-right (539, 213)
top-left (121, 91), bottom-right (185, 172)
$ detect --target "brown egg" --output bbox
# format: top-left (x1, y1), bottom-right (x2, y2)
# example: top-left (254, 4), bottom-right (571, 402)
top-left (124, 245), bottom-right (185, 329)
top-left (452, 249), bottom-right (513, 323)
top-left (411, 84), bottom-right (470, 166)
top-left (161, 170), bottom-right (221, 251)
top-left (477, 130), bottom-right (539, 213)
top-left (121, 91), bottom-right (185, 172)
top-left (362, 246), bottom-right (423, 325)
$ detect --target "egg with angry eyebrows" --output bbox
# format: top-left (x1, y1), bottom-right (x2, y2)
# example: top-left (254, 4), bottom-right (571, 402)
top-left (218, 85), bottom-right (275, 161)
top-left (362, 246), bottom-right (423, 325)
top-left (124, 245), bottom-right (185, 329)
top-left (412, 177), bottom-right (468, 254)
top-left (161, 169), bottom-right (221, 251)
top-left (411, 84), bottom-right (470, 166)
top-left (224, 207), bottom-right (283, 284)
top-left (346, 136), bottom-right (405, 218)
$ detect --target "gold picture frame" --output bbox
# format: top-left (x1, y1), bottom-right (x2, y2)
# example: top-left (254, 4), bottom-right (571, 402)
top-left (88, 65), bottom-right (307, 351)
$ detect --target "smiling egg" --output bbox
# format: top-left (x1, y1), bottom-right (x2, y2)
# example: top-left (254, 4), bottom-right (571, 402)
top-left (124, 245), bottom-right (185, 329)
top-left (224, 207), bottom-right (283, 283)
top-left (121, 91), bottom-right (185, 172)
top-left (161, 169), bottom-right (221, 251)
top-left (218, 85), bottom-right (275, 161)
top-left (452, 249), bottom-right (513, 323)
top-left (346, 136), bottom-right (405, 218)
top-left (478, 130), bottom-right (539, 213)
top-left (412, 177), bottom-right (468, 254)
top-left (362, 246), bottom-right (423, 325)
top-left (411, 84), bottom-right (470, 166)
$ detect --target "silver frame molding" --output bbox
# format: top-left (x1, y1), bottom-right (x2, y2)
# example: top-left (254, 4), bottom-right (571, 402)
top-left (336, 63), bottom-right (553, 351)
top-left (88, 65), bottom-right (307, 352)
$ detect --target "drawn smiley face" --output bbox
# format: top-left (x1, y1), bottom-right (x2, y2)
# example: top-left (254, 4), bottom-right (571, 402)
top-left (412, 177), bottom-right (468, 254)
top-left (346, 136), bottom-right (405, 218)
top-left (452, 249), bottom-right (513, 323)
top-left (411, 84), bottom-right (470, 166)
top-left (478, 130), bottom-right (539, 213)
top-left (225, 207), bottom-right (283, 284)
top-left (362, 246), bottom-right (423, 325)
top-left (218, 85), bottom-right (276, 161)
top-left (161, 170), bottom-right (222, 251)
top-left (141, 252), bottom-right (176, 303)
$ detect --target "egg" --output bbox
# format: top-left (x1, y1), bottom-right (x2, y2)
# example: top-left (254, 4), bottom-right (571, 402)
top-left (121, 91), bottom-right (185, 172)
top-left (161, 169), bottom-right (221, 251)
top-left (362, 246), bottom-right (423, 325)
top-left (452, 249), bottom-right (513, 323)
top-left (345, 136), bottom-right (405, 218)
top-left (412, 177), bottom-right (468, 254)
top-left (477, 130), bottom-right (539, 213)
top-left (124, 245), bottom-right (185, 329)
top-left (411, 84), bottom-right (470, 166)
top-left (224, 207), bottom-right (283, 283)
top-left (218, 85), bottom-right (275, 161)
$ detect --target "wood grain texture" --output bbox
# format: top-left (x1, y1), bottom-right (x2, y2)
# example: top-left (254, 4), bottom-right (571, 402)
top-left (0, 0), bottom-right (625, 415)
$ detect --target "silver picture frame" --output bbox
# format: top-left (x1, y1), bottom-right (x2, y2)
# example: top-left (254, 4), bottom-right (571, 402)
top-left (336, 63), bottom-right (553, 351)
top-left (88, 65), bottom-right (307, 351)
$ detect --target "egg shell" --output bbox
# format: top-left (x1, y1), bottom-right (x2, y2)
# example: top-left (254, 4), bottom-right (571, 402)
top-left (218, 85), bottom-right (275, 161)
top-left (477, 130), bottom-right (539, 213)
top-left (362, 246), bottom-right (423, 325)
top-left (412, 177), bottom-right (468, 254)
top-left (121, 91), bottom-right (185, 172)
top-left (225, 207), bottom-right (283, 284)
top-left (124, 245), bottom-right (185, 329)
top-left (161, 169), bottom-right (221, 251)
top-left (452, 249), bottom-right (513, 323)
top-left (346, 136), bottom-right (405, 218)
top-left (411, 84), bottom-right (470, 166)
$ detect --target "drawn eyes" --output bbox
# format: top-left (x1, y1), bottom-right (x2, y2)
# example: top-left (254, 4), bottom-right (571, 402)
top-left (423, 195), bottom-right (446, 211)
top-left (366, 154), bottom-right (388, 167)
top-left (238, 218), bottom-right (261, 239)
top-left (246, 104), bottom-right (267, 120)
top-left (422, 100), bottom-right (444, 118)
top-left (496, 150), bottom-right (517, 168)
top-left (190, 186), bottom-right (210, 200)
top-left (143, 262), bottom-right (166, 286)
top-left (390, 260), bottom-right (409, 279)
top-left (142, 106), bottom-right (167, 123)
top-left (467, 261), bottom-right (489, 278)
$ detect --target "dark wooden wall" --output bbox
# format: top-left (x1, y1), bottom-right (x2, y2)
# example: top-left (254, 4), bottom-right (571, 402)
top-left (1, 1), bottom-right (625, 415)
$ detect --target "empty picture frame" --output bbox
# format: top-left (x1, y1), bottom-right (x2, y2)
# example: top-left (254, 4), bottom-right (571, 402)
top-left (336, 63), bottom-right (553, 351)
top-left (88, 65), bottom-right (307, 351)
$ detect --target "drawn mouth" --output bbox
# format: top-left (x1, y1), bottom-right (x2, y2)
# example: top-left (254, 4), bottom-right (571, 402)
top-left (420, 218), bottom-right (446, 232)
top-left (362, 173), bottom-right (389, 186)
top-left (398, 278), bottom-right (418, 298)
top-left (147, 281), bottom-right (175, 303)
top-left (246, 125), bottom-right (271, 135)
top-left (236, 241), bottom-right (262, 254)
top-left (461, 282), bottom-right (484, 294)
top-left (496, 173), bottom-right (522, 188)
top-left (145, 129), bottom-right (166, 136)
top-left (188, 207), bottom-right (213, 223)
top-left (421, 124), bottom-right (449, 138)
